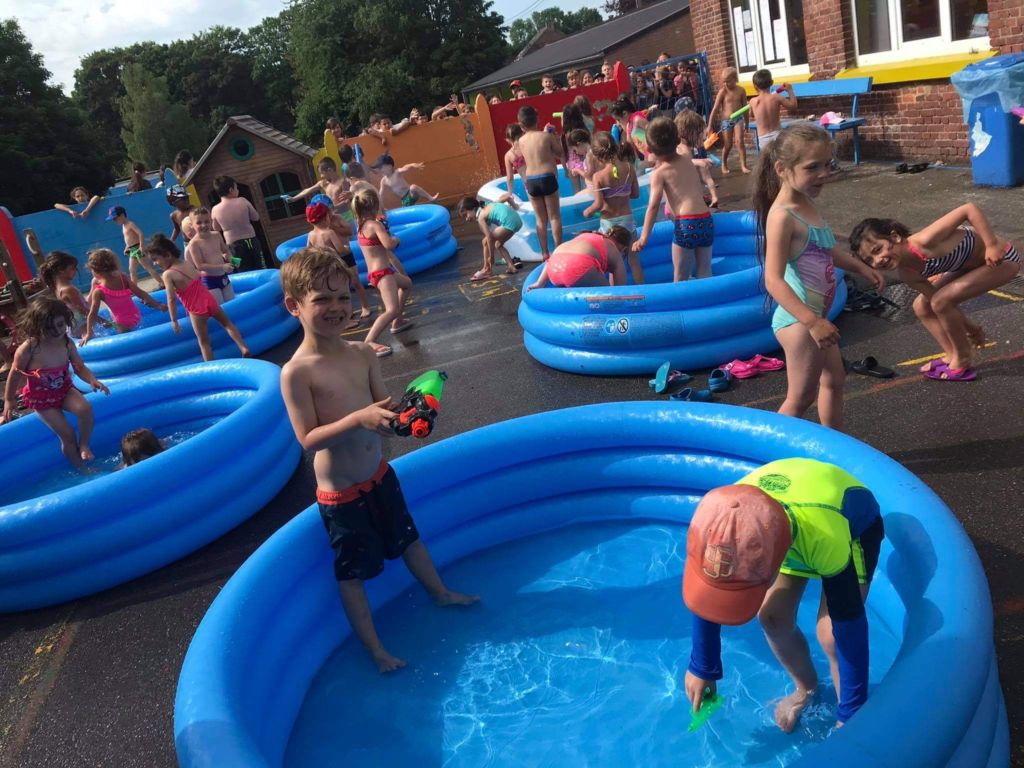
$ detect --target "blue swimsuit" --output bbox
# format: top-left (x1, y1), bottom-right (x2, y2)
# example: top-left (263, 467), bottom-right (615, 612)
top-left (771, 208), bottom-right (837, 333)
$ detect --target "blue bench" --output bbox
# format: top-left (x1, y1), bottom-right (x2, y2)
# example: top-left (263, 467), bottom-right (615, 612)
top-left (749, 77), bottom-right (873, 164)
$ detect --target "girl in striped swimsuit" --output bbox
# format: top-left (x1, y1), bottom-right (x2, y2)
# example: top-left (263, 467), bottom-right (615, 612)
top-left (851, 205), bottom-right (1021, 381)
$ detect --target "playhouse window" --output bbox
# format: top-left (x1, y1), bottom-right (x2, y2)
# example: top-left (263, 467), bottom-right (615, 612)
top-left (229, 136), bottom-right (255, 161)
top-left (728, 0), bottom-right (808, 73)
top-left (852, 0), bottom-right (989, 62)
top-left (261, 173), bottom-right (305, 221)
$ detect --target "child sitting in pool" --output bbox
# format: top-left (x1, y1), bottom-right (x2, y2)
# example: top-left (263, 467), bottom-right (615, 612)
top-left (306, 200), bottom-right (373, 327)
top-left (526, 227), bottom-right (631, 290)
top-left (584, 132), bottom-right (642, 283)
top-left (107, 205), bottom-right (162, 285)
top-left (2, 297), bottom-right (109, 466)
top-left (373, 155), bottom-right (438, 207)
top-left (517, 105), bottom-right (565, 261)
top-left (633, 117), bottom-right (712, 282)
top-left (81, 248), bottom-right (167, 343)
top-left (185, 208), bottom-right (235, 304)
top-left (850, 205), bottom-right (1021, 381)
top-left (683, 458), bottom-right (884, 732)
top-left (279, 247), bottom-right (478, 673)
top-left (456, 196), bottom-right (523, 280)
top-left (147, 234), bottom-right (250, 362)
top-left (40, 252), bottom-right (92, 338)
top-left (120, 428), bottom-right (165, 467)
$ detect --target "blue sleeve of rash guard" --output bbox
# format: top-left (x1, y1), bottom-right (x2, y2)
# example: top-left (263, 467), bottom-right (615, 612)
top-left (822, 561), bottom-right (870, 723)
top-left (688, 615), bottom-right (723, 680)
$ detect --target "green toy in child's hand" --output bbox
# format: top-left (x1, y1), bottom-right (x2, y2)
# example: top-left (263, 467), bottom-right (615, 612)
top-left (687, 687), bottom-right (725, 733)
top-left (729, 104), bottom-right (752, 121)
top-left (230, 257), bottom-right (242, 268)
top-left (552, 112), bottom-right (563, 118)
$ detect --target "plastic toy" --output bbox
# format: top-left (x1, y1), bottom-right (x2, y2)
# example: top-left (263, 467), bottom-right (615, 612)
top-left (391, 370), bottom-right (447, 438)
top-left (687, 687), bottom-right (725, 732)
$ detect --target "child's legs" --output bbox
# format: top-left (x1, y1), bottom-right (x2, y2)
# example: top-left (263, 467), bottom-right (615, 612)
top-left (188, 314), bottom-right (215, 361)
top-left (544, 193), bottom-right (563, 246)
top-left (694, 245), bottom-right (713, 279)
top-left (409, 184), bottom-right (434, 200)
top-left (62, 388), bottom-right (94, 454)
top-left (816, 344), bottom-right (846, 430)
top-left (627, 251), bottom-right (645, 285)
top-left (393, 272), bottom-right (413, 325)
top-left (350, 277), bottom-right (372, 316)
top-left (481, 237), bottom-right (494, 272)
top-left (672, 244), bottom-right (694, 281)
top-left (338, 578), bottom-right (389, 654)
top-left (207, 285), bottom-right (226, 305)
top-left (912, 293), bottom-right (956, 361)
top-left (930, 261), bottom-right (1019, 367)
top-left (775, 323), bottom-right (826, 418)
top-left (365, 276), bottom-right (400, 345)
top-left (529, 196), bottom-right (551, 257)
top-left (221, 281), bottom-right (236, 302)
top-left (494, 228), bottom-right (516, 269)
top-left (36, 406), bottom-right (83, 467)
top-left (401, 539), bottom-right (447, 598)
top-left (212, 307), bottom-right (249, 355)
top-left (758, 573), bottom-right (818, 692)
top-left (128, 257), bottom-right (140, 283)
top-left (815, 582), bottom-right (870, 699)
top-left (572, 268), bottom-right (608, 287)
top-left (732, 123), bottom-right (748, 169)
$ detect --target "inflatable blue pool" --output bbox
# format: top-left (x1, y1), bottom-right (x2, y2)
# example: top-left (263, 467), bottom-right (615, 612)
top-left (477, 167), bottom-right (660, 262)
top-left (0, 359), bottom-right (300, 612)
top-left (78, 269), bottom-right (298, 386)
top-left (518, 211), bottom-right (848, 375)
top-left (275, 204), bottom-right (457, 281)
top-left (174, 402), bottom-right (1006, 768)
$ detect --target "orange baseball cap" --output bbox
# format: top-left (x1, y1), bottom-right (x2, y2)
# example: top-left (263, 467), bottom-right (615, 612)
top-left (683, 484), bottom-right (792, 626)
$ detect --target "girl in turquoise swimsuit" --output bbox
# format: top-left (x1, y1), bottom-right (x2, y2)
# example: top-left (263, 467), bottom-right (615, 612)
top-left (753, 124), bottom-right (884, 429)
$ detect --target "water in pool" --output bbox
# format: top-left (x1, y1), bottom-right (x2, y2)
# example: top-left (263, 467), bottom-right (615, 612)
top-left (286, 521), bottom-right (898, 767)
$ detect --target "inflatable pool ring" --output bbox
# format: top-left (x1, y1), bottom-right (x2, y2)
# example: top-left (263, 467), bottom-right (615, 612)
top-left (477, 167), bottom-right (659, 263)
top-left (77, 269), bottom-right (298, 386)
top-left (174, 402), bottom-right (1007, 767)
top-left (0, 359), bottom-right (300, 612)
top-left (518, 211), bottom-right (848, 376)
top-left (275, 204), bottom-right (456, 283)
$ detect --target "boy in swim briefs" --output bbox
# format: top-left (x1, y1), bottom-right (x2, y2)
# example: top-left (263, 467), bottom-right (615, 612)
top-left (107, 206), bottom-right (161, 285)
top-left (749, 69), bottom-right (798, 150)
top-left (708, 67), bottom-right (750, 174)
top-left (517, 105), bottom-right (564, 260)
top-left (185, 207), bottom-right (235, 304)
top-left (280, 247), bottom-right (478, 673)
top-left (373, 155), bottom-right (439, 208)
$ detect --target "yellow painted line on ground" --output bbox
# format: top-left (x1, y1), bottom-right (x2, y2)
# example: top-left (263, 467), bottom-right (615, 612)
top-left (988, 290), bottom-right (1023, 303)
top-left (898, 342), bottom-right (995, 367)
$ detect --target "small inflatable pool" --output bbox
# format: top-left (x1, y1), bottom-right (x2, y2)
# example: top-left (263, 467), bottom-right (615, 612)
top-left (275, 204), bottom-right (457, 281)
top-left (175, 402), bottom-right (1006, 768)
top-left (0, 359), bottom-right (300, 612)
top-left (477, 167), bottom-right (660, 262)
top-left (78, 269), bottom-right (298, 386)
top-left (518, 211), bottom-right (848, 375)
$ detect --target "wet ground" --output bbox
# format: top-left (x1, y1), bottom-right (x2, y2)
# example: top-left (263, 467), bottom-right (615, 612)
top-left (1, 161), bottom-right (1022, 767)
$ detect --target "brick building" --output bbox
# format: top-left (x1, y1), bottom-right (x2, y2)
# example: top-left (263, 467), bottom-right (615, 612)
top-left (465, 0), bottom-right (694, 97)
top-left (690, 0), bottom-right (1022, 162)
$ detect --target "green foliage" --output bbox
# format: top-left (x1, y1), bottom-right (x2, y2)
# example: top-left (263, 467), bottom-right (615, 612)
top-left (508, 7), bottom-right (604, 52)
top-left (119, 64), bottom-right (208, 171)
top-left (291, 0), bottom-right (509, 144)
top-left (603, 0), bottom-right (643, 17)
top-left (0, 19), bottom-right (113, 216)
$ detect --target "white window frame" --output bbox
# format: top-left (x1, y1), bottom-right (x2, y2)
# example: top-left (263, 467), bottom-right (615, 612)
top-left (852, 0), bottom-right (991, 65)
top-left (727, 0), bottom-right (811, 76)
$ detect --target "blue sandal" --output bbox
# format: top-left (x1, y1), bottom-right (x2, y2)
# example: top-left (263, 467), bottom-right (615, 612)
top-left (669, 387), bottom-right (713, 402)
top-left (708, 368), bottom-right (732, 393)
top-left (649, 361), bottom-right (692, 394)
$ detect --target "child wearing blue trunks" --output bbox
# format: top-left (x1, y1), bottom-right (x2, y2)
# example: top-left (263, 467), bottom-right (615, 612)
top-left (456, 196), bottom-right (523, 280)
top-left (634, 117), bottom-right (713, 281)
top-left (850, 205), bottom-right (1021, 381)
top-left (754, 124), bottom-right (884, 428)
top-left (280, 248), bottom-right (478, 673)
top-left (517, 105), bottom-right (564, 260)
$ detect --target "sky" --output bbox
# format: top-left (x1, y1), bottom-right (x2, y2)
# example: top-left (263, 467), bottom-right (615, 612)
top-left (2, 0), bottom-right (602, 94)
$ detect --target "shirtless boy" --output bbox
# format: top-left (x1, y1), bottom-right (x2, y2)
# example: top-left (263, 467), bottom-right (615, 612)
top-left (106, 205), bottom-right (161, 284)
top-left (185, 207), bottom-right (235, 304)
top-left (708, 67), bottom-right (750, 174)
top-left (749, 69), bottom-right (798, 150)
top-left (305, 200), bottom-right (373, 326)
top-left (211, 176), bottom-right (267, 271)
top-left (516, 105), bottom-right (564, 260)
top-left (280, 248), bottom-right (478, 673)
top-left (372, 155), bottom-right (438, 207)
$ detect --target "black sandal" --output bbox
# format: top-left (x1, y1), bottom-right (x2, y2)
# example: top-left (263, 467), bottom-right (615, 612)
top-left (849, 356), bottom-right (894, 378)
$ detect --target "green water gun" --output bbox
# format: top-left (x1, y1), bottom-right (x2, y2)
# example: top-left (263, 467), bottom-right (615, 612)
top-left (687, 687), bottom-right (725, 733)
top-left (391, 370), bottom-right (447, 439)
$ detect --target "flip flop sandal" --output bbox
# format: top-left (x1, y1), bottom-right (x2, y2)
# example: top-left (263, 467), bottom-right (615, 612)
top-left (849, 356), bottom-right (894, 378)
top-left (649, 361), bottom-right (692, 393)
top-left (745, 354), bottom-right (785, 372)
top-left (670, 387), bottom-right (713, 402)
top-left (372, 344), bottom-right (393, 358)
top-left (470, 270), bottom-right (493, 282)
top-left (908, 163), bottom-right (929, 174)
top-left (390, 321), bottom-right (414, 334)
top-left (895, 163), bottom-right (909, 174)
top-left (924, 364), bottom-right (976, 382)
top-left (723, 359), bottom-right (759, 379)
top-left (708, 368), bottom-right (732, 392)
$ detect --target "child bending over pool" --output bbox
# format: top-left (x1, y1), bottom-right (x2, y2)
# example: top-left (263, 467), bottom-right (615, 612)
top-left (457, 196), bottom-right (523, 280)
top-left (2, 297), bottom-right (109, 466)
top-left (850, 205), bottom-right (1021, 381)
top-left (279, 247), bottom-right (478, 673)
top-left (527, 227), bottom-right (631, 290)
top-left (683, 458), bottom-right (885, 732)
top-left (185, 208), bottom-right (235, 304)
top-left (81, 248), bottom-right (166, 344)
top-left (147, 234), bottom-right (250, 361)
top-left (754, 124), bottom-right (883, 428)
top-left (54, 186), bottom-right (102, 220)
top-left (121, 428), bottom-right (164, 467)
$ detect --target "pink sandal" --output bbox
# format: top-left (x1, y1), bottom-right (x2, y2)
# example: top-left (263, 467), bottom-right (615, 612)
top-left (746, 354), bottom-right (785, 372)
top-left (723, 359), bottom-right (759, 379)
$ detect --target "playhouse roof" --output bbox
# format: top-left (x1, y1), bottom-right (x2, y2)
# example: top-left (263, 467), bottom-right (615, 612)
top-left (184, 115), bottom-right (316, 186)
top-left (464, 0), bottom-right (690, 92)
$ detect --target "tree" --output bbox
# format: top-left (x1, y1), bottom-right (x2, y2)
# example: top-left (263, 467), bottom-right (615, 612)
top-left (603, 0), bottom-right (646, 17)
top-left (508, 7), bottom-right (603, 52)
top-left (119, 63), bottom-right (207, 172)
top-left (0, 19), bottom-right (113, 216)
top-left (242, 9), bottom-right (299, 133)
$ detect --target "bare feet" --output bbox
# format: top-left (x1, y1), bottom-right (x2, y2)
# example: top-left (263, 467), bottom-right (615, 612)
top-left (240, 347), bottom-right (252, 358)
top-left (435, 589), bottom-right (480, 606)
top-left (429, 193), bottom-right (440, 201)
top-left (359, 309), bottom-right (372, 320)
top-left (80, 445), bottom-right (95, 462)
top-left (372, 647), bottom-right (407, 673)
top-left (721, 166), bottom-right (731, 176)
top-left (774, 688), bottom-right (814, 733)
top-left (741, 166), bottom-right (752, 174)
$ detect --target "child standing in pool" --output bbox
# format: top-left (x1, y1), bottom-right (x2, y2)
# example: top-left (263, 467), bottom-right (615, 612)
top-left (754, 124), bottom-right (883, 428)
top-left (279, 247), bottom-right (478, 673)
top-left (185, 208), bottom-right (235, 304)
top-left (456, 196), bottom-right (523, 280)
top-left (107, 206), bottom-right (162, 285)
top-left (584, 132), bottom-right (643, 283)
top-left (354, 190), bottom-right (413, 358)
top-left (287, 157), bottom-right (353, 216)
top-left (850, 205), bottom-right (1021, 381)
top-left (40, 252), bottom-right (92, 338)
top-left (81, 248), bottom-right (166, 343)
top-left (675, 111), bottom-right (720, 209)
top-left (2, 297), bottom-right (109, 466)
top-left (517, 105), bottom-right (564, 261)
top-left (147, 234), bottom-right (250, 362)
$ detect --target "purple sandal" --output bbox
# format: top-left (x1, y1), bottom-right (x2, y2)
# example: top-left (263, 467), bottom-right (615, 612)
top-left (924, 363), bottom-right (977, 382)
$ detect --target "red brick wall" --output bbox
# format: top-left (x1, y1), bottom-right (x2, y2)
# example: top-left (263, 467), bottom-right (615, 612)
top-left (608, 12), bottom-right (696, 68)
top-left (989, 0), bottom-right (1024, 53)
top-left (689, 0), bottom-right (735, 78)
top-left (803, 0), bottom-right (855, 77)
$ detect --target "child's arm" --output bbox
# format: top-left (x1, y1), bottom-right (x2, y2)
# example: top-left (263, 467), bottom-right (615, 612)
top-left (582, 174), bottom-right (605, 219)
top-left (390, 118), bottom-right (412, 135)
top-left (80, 285), bottom-right (104, 345)
top-left (831, 246), bottom-right (884, 291)
top-left (80, 196), bottom-right (102, 219)
top-left (283, 181), bottom-right (324, 203)
top-left (707, 89), bottom-right (725, 127)
top-left (67, 343), bottom-right (109, 394)
top-left (550, 131), bottom-right (565, 163)
top-left (397, 163), bottom-right (425, 173)
top-left (62, 285), bottom-right (91, 317)
top-left (246, 199), bottom-right (260, 222)
top-left (128, 223), bottom-right (144, 251)
top-left (777, 84), bottom-right (798, 111)
top-left (162, 275), bottom-right (182, 334)
top-left (1, 342), bottom-right (29, 422)
top-left (632, 170), bottom-right (664, 252)
top-left (170, 212), bottom-right (182, 242)
top-left (54, 203), bottom-right (78, 218)
top-left (916, 203), bottom-right (1007, 266)
top-left (365, 127), bottom-right (388, 145)
top-left (526, 263), bottom-right (551, 291)
top-left (388, 251), bottom-right (408, 275)
top-left (684, 615), bottom-right (724, 712)
top-left (504, 151), bottom-right (517, 194)
top-left (629, 165), bottom-right (640, 199)
top-left (477, 208), bottom-right (496, 250)
top-left (129, 279), bottom-right (167, 312)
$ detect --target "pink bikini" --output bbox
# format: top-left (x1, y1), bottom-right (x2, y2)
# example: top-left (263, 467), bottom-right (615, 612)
top-left (548, 233), bottom-right (611, 287)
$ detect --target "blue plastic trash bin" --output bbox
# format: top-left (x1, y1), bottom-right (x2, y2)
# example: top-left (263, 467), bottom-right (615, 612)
top-left (951, 53), bottom-right (1024, 187)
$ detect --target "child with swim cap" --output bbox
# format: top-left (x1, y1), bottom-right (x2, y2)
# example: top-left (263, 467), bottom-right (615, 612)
top-left (279, 247), bottom-right (478, 673)
top-left (683, 458), bottom-right (884, 732)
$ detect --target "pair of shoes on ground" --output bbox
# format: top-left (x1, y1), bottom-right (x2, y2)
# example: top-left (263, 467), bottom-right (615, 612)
top-left (896, 162), bottom-right (929, 174)
top-left (920, 358), bottom-right (975, 382)
top-left (722, 354), bottom-right (785, 379)
top-left (648, 362), bottom-right (734, 401)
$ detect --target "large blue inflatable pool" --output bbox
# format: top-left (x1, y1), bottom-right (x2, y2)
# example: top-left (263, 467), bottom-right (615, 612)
top-left (275, 204), bottom-right (457, 281)
top-left (174, 402), bottom-right (1006, 768)
top-left (78, 269), bottom-right (298, 386)
top-left (0, 359), bottom-right (300, 612)
top-left (477, 167), bottom-right (660, 262)
top-left (518, 211), bottom-right (848, 375)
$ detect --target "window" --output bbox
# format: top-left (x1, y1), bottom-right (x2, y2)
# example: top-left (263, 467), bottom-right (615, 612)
top-left (260, 173), bottom-right (304, 221)
top-left (228, 135), bottom-right (255, 161)
top-left (728, 0), bottom-right (808, 73)
top-left (852, 0), bottom-right (989, 61)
